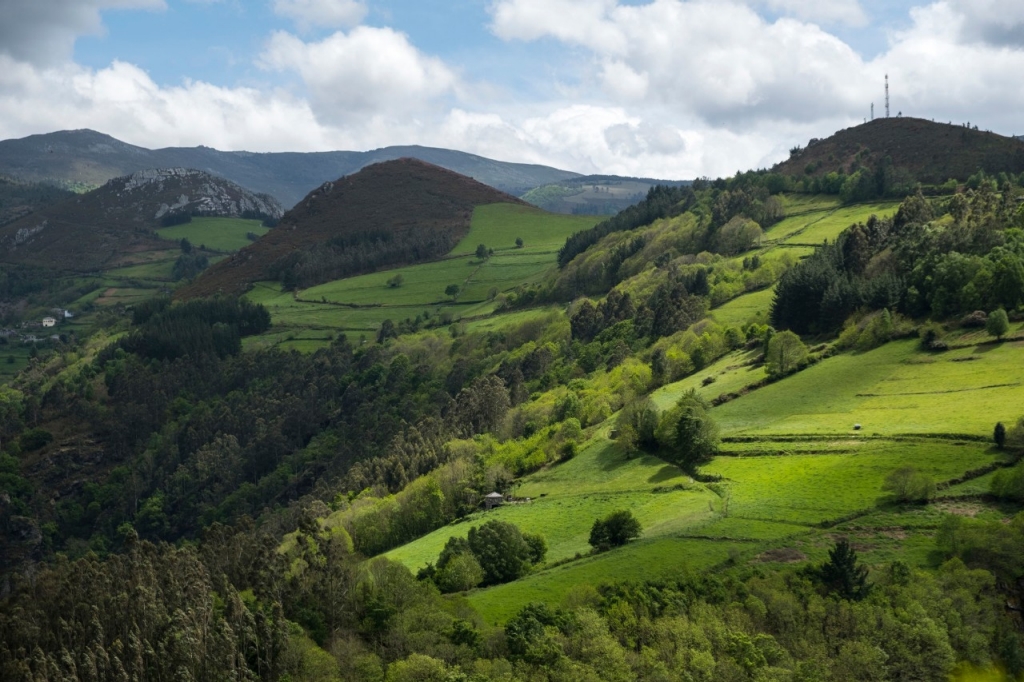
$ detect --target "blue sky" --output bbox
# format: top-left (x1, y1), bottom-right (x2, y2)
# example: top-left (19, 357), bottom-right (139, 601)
top-left (2, 0), bottom-right (1023, 178)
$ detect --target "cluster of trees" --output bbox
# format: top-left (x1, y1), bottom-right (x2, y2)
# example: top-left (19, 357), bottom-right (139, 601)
top-left (271, 226), bottom-right (464, 290)
top-left (771, 187), bottom-right (1024, 334)
top-left (4, 503), bottom-right (1017, 682)
top-left (419, 520), bottom-right (546, 593)
top-left (616, 389), bottom-right (719, 472)
top-left (558, 185), bottom-right (696, 268)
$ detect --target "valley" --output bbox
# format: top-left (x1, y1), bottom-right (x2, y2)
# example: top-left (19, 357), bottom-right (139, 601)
top-left (1, 117), bottom-right (1023, 681)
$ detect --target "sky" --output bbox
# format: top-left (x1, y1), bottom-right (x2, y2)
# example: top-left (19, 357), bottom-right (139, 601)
top-left (0, 0), bottom-right (1022, 179)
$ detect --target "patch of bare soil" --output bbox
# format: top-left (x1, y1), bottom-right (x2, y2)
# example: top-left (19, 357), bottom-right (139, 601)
top-left (756, 548), bottom-right (807, 563)
top-left (932, 500), bottom-right (985, 517)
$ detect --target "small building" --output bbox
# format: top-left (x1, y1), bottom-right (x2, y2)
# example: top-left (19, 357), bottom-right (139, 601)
top-left (41, 317), bottom-right (57, 328)
top-left (483, 492), bottom-right (504, 510)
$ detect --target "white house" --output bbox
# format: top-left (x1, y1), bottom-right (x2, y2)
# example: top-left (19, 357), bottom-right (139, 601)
top-left (41, 317), bottom-right (57, 328)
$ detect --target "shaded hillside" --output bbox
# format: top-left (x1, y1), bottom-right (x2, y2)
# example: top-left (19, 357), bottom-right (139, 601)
top-left (0, 168), bottom-right (283, 272)
top-left (776, 117), bottom-right (1024, 183)
top-left (180, 159), bottom-right (527, 298)
top-left (0, 175), bottom-right (74, 228)
top-left (0, 129), bottom-right (581, 207)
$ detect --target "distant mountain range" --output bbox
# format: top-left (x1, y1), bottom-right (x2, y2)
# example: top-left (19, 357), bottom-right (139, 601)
top-left (0, 168), bottom-right (282, 271)
top-left (0, 130), bottom-right (582, 209)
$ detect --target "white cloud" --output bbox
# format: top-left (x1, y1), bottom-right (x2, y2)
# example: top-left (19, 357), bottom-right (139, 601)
top-left (260, 27), bottom-right (458, 124)
top-left (755, 0), bottom-right (867, 27)
top-left (0, 0), bottom-right (165, 66)
top-left (947, 0), bottom-right (1024, 46)
top-left (272, 0), bottom-right (367, 31)
top-left (0, 56), bottom-right (331, 152)
top-left (491, 0), bottom-right (871, 124)
top-left (5, 0), bottom-right (1024, 184)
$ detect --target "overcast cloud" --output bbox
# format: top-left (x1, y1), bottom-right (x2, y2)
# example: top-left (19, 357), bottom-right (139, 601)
top-left (0, 0), bottom-right (1022, 178)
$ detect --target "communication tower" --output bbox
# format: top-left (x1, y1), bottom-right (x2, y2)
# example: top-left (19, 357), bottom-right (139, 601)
top-left (885, 75), bottom-right (890, 118)
top-left (871, 103), bottom-right (874, 121)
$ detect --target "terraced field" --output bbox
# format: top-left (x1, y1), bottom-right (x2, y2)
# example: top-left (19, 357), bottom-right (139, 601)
top-left (243, 204), bottom-right (600, 343)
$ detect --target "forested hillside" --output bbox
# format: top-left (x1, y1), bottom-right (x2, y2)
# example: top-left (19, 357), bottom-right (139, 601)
top-left (1, 141), bottom-right (1024, 681)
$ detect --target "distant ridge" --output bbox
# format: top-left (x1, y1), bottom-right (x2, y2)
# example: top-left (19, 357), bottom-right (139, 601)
top-left (775, 117), bottom-right (1024, 182)
top-left (0, 168), bottom-right (283, 271)
top-left (0, 129), bottom-right (581, 208)
top-left (180, 158), bottom-right (526, 298)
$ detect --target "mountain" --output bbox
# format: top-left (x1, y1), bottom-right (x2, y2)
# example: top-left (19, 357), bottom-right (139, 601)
top-left (776, 117), bottom-right (1024, 183)
top-left (0, 129), bottom-right (581, 208)
top-left (0, 168), bottom-right (283, 271)
top-left (179, 158), bottom-right (526, 298)
top-left (0, 175), bottom-right (75, 228)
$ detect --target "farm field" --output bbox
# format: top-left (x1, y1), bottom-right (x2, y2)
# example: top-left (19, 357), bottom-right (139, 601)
top-left (711, 286), bottom-right (776, 328)
top-left (780, 201), bottom-right (899, 245)
top-left (387, 328), bottom-right (1019, 624)
top-left (156, 217), bottom-right (269, 252)
top-left (243, 205), bottom-right (599, 343)
top-left (451, 203), bottom-right (599, 255)
top-left (762, 199), bottom-right (898, 245)
top-left (712, 338), bottom-right (1024, 436)
top-left (385, 437), bottom-right (716, 570)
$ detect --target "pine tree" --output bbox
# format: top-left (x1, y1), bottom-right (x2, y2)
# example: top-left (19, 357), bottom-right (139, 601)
top-left (818, 538), bottom-right (870, 601)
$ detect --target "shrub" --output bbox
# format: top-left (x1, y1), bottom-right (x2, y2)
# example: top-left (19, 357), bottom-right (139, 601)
top-left (991, 462), bottom-right (1024, 503)
top-left (882, 466), bottom-right (935, 503)
top-left (589, 510), bottom-right (642, 552)
top-left (18, 428), bottom-right (53, 452)
top-left (986, 308), bottom-right (1009, 339)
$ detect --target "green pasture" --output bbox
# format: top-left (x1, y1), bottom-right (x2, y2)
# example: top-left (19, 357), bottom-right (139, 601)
top-left (711, 339), bottom-right (1024, 437)
top-left (386, 436), bottom-right (716, 571)
top-left (104, 259), bottom-right (176, 281)
top-left (762, 200), bottom-right (898, 245)
top-left (781, 201), bottom-right (899, 246)
top-left (467, 537), bottom-right (746, 625)
top-left (777, 194), bottom-right (841, 214)
top-left (651, 349), bottom-right (764, 410)
top-left (156, 217), bottom-right (268, 252)
top-left (703, 440), bottom-right (998, 525)
top-left (0, 344), bottom-right (31, 379)
top-left (711, 286), bottom-right (776, 328)
top-left (244, 205), bottom-right (592, 342)
top-left (451, 204), bottom-right (600, 255)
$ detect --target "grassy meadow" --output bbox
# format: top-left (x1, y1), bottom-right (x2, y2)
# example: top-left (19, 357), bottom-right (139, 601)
top-left (157, 217), bottom-right (269, 252)
top-left (243, 204), bottom-right (600, 343)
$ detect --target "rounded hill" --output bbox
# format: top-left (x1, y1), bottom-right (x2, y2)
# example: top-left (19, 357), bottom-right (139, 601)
top-left (0, 168), bottom-right (283, 272)
top-left (180, 158), bottom-right (527, 298)
top-left (776, 117), bottom-right (1024, 183)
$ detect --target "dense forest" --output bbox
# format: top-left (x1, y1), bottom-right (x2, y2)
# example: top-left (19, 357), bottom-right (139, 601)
top-left (2, 159), bottom-right (1024, 679)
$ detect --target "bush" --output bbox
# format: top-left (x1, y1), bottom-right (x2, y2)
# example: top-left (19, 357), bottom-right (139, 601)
top-left (18, 428), bottom-right (53, 452)
top-left (986, 308), bottom-right (1009, 339)
top-left (882, 466), bottom-right (935, 503)
top-left (991, 462), bottom-right (1024, 502)
top-left (589, 510), bottom-right (642, 552)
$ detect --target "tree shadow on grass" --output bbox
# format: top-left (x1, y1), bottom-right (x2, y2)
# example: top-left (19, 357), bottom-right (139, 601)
top-left (973, 341), bottom-right (1001, 354)
top-left (648, 464), bottom-right (685, 484)
top-left (593, 440), bottom-right (635, 472)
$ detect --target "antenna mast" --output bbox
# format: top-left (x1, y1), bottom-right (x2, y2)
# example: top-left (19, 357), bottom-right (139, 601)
top-left (885, 75), bottom-right (890, 118)
top-left (871, 103), bottom-right (874, 121)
